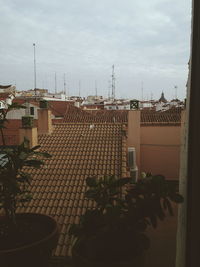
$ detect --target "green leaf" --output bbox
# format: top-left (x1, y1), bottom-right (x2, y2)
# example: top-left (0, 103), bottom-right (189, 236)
top-left (30, 145), bottom-right (41, 151)
top-left (85, 189), bottom-right (98, 200)
top-left (113, 177), bottom-right (131, 187)
top-left (19, 151), bottom-right (28, 160)
top-left (86, 177), bottom-right (97, 187)
top-left (24, 159), bottom-right (44, 168)
top-left (33, 151), bottom-right (52, 158)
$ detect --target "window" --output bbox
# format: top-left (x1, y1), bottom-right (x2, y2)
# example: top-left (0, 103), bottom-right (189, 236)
top-left (30, 107), bottom-right (34, 115)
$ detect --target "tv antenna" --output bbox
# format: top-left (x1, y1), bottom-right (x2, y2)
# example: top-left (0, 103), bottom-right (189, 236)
top-left (174, 85), bottom-right (178, 99)
top-left (95, 80), bottom-right (98, 98)
top-left (79, 80), bottom-right (81, 97)
top-left (55, 72), bottom-right (57, 94)
top-left (111, 65), bottom-right (115, 101)
top-left (141, 81), bottom-right (144, 101)
top-left (33, 43), bottom-right (37, 95)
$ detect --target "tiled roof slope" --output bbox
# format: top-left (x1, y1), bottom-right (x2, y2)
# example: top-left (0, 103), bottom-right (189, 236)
top-left (141, 108), bottom-right (182, 125)
top-left (48, 101), bottom-right (73, 117)
top-left (13, 98), bottom-right (39, 106)
top-left (63, 104), bottom-right (94, 123)
top-left (17, 123), bottom-right (127, 258)
top-left (63, 105), bottom-right (128, 123)
top-left (87, 110), bottom-right (128, 123)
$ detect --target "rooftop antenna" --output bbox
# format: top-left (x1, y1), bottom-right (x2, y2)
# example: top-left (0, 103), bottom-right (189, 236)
top-left (141, 81), bottom-right (144, 101)
top-left (68, 81), bottom-right (70, 99)
top-left (33, 43), bottom-right (37, 95)
top-left (111, 65), bottom-right (115, 101)
top-left (108, 80), bottom-right (111, 99)
top-left (174, 85), bottom-right (178, 99)
top-left (64, 73), bottom-right (67, 98)
top-left (79, 80), bottom-right (81, 97)
top-left (95, 80), bottom-right (97, 98)
top-left (43, 73), bottom-right (48, 92)
top-left (55, 72), bottom-right (57, 94)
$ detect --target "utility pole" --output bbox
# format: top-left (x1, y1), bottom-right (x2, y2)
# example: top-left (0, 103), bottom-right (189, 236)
top-left (174, 85), bottom-right (178, 99)
top-left (141, 81), bottom-right (144, 101)
top-left (95, 80), bottom-right (97, 99)
top-left (78, 80), bottom-right (81, 98)
top-left (64, 73), bottom-right (67, 99)
top-left (55, 72), bottom-right (57, 94)
top-left (33, 43), bottom-right (37, 95)
top-left (108, 80), bottom-right (111, 99)
top-left (111, 65), bottom-right (115, 101)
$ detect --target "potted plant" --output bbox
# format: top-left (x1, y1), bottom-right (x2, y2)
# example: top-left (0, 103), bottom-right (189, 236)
top-left (0, 103), bottom-right (59, 267)
top-left (69, 174), bottom-right (183, 267)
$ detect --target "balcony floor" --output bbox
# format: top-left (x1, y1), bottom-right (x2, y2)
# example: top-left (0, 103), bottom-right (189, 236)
top-left (50, 206), bottom-right (178, 267)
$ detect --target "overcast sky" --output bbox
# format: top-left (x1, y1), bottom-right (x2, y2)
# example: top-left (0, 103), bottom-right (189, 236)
top-left (0, 0), bottom-right (191, 100)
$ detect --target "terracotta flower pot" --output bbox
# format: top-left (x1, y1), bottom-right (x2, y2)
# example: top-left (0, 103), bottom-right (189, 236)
top-left (0, 213), bottom-right (59, 267)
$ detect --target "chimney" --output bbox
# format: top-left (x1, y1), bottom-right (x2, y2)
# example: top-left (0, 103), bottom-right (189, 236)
top-left (127, 110), bottom-right (141, 174)
top-left (37, 100), bottom-right (53, 135)
top-left (19, 116), bottom-right (38, 148)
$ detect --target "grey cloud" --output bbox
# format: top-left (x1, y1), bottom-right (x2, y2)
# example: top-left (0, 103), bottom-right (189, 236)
top-left (0, 0), bottom-right (191, 100)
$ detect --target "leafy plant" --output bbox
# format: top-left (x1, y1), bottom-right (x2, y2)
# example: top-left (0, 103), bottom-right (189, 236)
top-left (0, 102), bottom-right (51, 226)
top-left (0, 139), bottom-right (51, 225)
top-left (69, 174), bottom-right (183, 262)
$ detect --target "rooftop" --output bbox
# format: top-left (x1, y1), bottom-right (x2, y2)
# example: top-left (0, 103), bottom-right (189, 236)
top-left (63, 106), bottom-right (128, 123)
top-left (141, 108), bottom-right (182, 125)
top-left (17, 122), bottom-right (127, 258)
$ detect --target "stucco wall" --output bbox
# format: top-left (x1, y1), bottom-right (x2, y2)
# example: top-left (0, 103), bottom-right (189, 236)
top-left (127, 111), bottom-right (140, 172)
top-left (140, 125), bottom-right (181, 179)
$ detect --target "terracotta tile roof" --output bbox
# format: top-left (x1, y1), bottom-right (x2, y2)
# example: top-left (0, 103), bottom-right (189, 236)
top-left (82, 104), bottom-right (104, 109)
top-left (13, 98), bottom-right (39, 107)
top-left (63, 106), bottom-right (128, 123)
top-left (141, 108), bottom-right (182, 125)
top-left (48, 101), bottom-right (73, 117)
top-left (87, 110), bottom-right (128, 123)
top-left (64, 106), bottom-right (181, 125)
top-left (63, 105), bottom-right (95, 123)
top-left (17, 123), bottom-right (127, 258)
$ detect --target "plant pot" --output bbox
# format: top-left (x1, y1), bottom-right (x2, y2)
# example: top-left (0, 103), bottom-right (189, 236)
top-left (72, 242), bottom-right (146, 267)
top-left (0, 213), bottom-right (59, 267)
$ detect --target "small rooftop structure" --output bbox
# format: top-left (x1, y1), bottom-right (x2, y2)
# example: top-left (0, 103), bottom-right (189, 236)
top-left (159, 92), bottom-right (167, 103)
